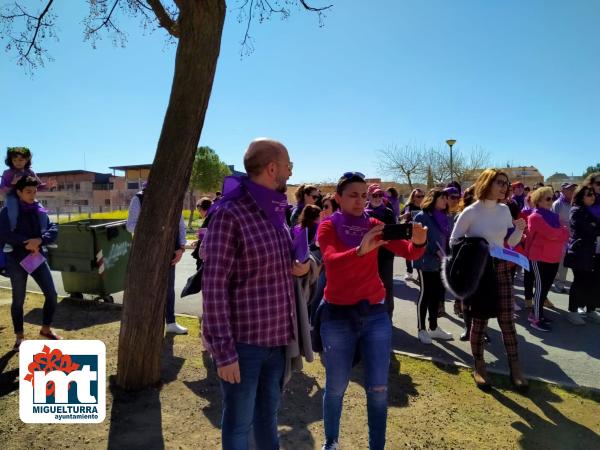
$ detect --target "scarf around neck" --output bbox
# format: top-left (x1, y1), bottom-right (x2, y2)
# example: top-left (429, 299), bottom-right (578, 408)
top-left (208, 176), bottom-right (288, 229)
top-left (534, 207), bottom-right (560, 228)
top-left (330, 211), bottom-right (371, 248)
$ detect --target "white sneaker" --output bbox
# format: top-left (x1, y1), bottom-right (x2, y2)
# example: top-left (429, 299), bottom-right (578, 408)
top-left (577, 307), bottom-right (587, 315)
top-left (586, 311), bottom-right (600, 324)
top-left (404, 273), bottom-right (415, 282)
top-left (429, 327), bottom-right (453, 340)
top-left (418, 329), bottom-right (432, 344)
top-left (166, 322), bottom-right (188, 335)
top-left (322, 440), bottom-right (340, 450)
top-left (567, 312), bottom-right (586, 325)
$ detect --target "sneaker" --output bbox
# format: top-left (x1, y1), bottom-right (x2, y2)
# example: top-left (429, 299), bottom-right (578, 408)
top-left (577, 307), bottom-right (587, 315)
top-left (586, 311), bottom-right (600, 324)
top-left (530, 320), bottom-right (551, 332)
top-left (513, 301), bottom-right (522, 312)
top-left (322, 439), bottom-right (340, 450)
top-left (527, 312), bottom-right (536, 323)
top-left (568, 311), bottom-right (586, 325)
top-left (404, 273), bottom-right (415, 282)
top-left (544, 298), bottom-right (555, 308)
top-left (166, 322), bottom-right (188, 335)
top-left (541, 316), bottom-right (553, 324)
top-left (429, 327), bottom-right (453, 340)
top-left (418, 329), bottom-right (432, 344)
top-left (524, 298), bottom-right (533, 309)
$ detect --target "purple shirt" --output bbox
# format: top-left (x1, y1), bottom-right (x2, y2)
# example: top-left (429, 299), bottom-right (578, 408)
top-left (202, 190), bottom-right (295, 367)
top-left (1, 168), bottom-right (44, 193)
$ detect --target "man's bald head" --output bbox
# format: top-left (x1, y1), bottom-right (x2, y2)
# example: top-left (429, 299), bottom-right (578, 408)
top-left (244, 138), bottom-right (288, 178)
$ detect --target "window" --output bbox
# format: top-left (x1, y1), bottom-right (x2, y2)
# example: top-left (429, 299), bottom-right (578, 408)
top-left (105, 199), bottom-right (111, 206)
top-left (75, 183), bottom-right (80, 191)
top-left (127, 182), bottom-right (139, 190)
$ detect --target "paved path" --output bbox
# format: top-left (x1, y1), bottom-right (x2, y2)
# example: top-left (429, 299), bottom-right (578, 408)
top-left (3, 254), bottom-right (599, 390)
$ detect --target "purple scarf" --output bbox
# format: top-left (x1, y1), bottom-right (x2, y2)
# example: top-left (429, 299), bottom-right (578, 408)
top-left (558, 193), bottom-right (570, 205)
top-left (19, 200), bottom-right (46, 214)
top-left (208, 176), bottom-right (288, 229)
top-left (432, 209), bottom-right (450, 238)
top-left (589, 194), bottom-right (600, 220)
top-left (329, 211), bottom-right (371, 248)
top-left (534, 208), bottom-right (560, 228)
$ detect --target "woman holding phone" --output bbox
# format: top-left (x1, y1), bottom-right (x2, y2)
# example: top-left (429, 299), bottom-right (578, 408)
top-left (316, 172), bottom-right (427, 450)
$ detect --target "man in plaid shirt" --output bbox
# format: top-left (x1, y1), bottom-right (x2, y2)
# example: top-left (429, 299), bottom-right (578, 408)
top-left (202, 138), bottom-right (309, 450)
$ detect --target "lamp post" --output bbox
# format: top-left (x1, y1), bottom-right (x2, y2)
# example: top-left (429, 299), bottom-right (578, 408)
top-left (446, 139), bottom-right (456, 182)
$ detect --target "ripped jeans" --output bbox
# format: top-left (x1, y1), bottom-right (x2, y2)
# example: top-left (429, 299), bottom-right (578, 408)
top-left (321, 305), bottom-right (391, 450)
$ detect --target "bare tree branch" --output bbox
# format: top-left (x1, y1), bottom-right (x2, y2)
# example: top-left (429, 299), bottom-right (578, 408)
top-left (146, 0), bottom-right (179, 37)
top-left (299, 0), bottom-right (333, 12)
top-left (0, 0), bottom-right (57, 68)
top-left (86, 0), bottom-right (121, 34)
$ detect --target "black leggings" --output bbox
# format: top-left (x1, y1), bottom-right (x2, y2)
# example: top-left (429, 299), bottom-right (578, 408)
top-left (569, 269), bottom-right (598, 312)
top-left (416, 270), bottom-right (444, 331)
top-left (531, 261), bottom-right (559, 321)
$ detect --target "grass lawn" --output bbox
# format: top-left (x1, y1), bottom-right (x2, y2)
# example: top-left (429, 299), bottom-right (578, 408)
top-left (0, 292), bottom-right (599, 449)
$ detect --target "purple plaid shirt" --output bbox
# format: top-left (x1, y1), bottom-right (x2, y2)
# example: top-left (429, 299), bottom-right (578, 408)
top-left (202, 190), bottom-right (295, 367)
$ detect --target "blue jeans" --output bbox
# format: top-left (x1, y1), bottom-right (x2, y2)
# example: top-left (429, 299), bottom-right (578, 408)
top-left (321, 310), bottom-right (391, 450)
top-left (166, 264), bottom-right (176, 324)
top-left (7, 253), bottom-right (57, 334)
top-left (220, 343), bottom-right (285, 450)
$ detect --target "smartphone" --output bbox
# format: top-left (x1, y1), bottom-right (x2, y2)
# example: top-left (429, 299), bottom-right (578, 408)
top-left (382, 223), bottom-right (412, 240)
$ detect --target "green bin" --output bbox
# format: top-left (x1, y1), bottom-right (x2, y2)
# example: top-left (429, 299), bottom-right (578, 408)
top-left (47, 219), bottom-right (132, 302)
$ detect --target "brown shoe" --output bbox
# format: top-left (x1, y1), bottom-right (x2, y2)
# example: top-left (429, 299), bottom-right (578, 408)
top-left (473, 361), bottom-right (491, 391)
top-left (509, 362), bottom-right (529, 393)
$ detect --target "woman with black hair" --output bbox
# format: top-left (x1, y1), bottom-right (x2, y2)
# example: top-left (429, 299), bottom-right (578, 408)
top-left (564, 184), bottom-right (600, 325)
top-left (0, 176), bottom-right (60, 350)
top-left (317, 172), bottom-right (427, 449)
top-left (413, 188), bottom-right (453, 343)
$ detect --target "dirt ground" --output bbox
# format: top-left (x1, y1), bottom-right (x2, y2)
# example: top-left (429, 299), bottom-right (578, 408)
top-left (0, 292), bottom-right (599, 450)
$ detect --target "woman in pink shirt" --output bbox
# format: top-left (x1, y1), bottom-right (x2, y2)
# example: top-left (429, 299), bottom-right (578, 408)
top-left (525, 187), bottom-right (569, 332)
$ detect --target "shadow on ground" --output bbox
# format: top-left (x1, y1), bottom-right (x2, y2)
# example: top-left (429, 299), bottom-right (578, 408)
top-left (24, 297), bottom-right (121, 331)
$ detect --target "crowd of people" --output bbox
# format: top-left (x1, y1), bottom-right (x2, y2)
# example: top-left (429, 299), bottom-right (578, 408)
top-left (1, 141), bottom-right (599, 449)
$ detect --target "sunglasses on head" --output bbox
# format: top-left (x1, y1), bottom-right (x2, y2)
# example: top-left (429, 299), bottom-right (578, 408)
top-left (342, 171), bottom-right (366, 180)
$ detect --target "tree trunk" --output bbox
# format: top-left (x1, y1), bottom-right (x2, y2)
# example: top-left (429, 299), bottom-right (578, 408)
top-left (187, 187), bottom-right (195, 230)
top-left (116, 0), bottom-right (226, 390)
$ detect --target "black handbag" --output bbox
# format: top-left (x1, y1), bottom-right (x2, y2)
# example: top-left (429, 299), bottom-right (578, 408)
top-left (181, 262), bottom-right (203, 297)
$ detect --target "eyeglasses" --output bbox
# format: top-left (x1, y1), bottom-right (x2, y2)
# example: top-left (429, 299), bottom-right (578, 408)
top-left (544, 197), bottom-right (553, 202)
top-left (323, 203), bottom-right (331, 210)
top-left (449, 195), bottom-right (460, 200)
top-left (372, 193), bottom-right (384, 198)
top-left (594, 181), bottom-right (600, 187)
top-left (494, 179), bottom-right (509, 188)
top-left (309, 194), bottom-right (319, 200)
top-left (414, 194), bottom-right (424, 199)
top-left (286, 161), bottom-right (294, 171)
top-left (342, 171), bottom-right (365, 180)
top-left (584, 191), bottom-right (595, 197)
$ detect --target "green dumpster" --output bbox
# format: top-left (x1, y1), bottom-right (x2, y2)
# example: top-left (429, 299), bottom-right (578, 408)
top-left (47, 219), bottom-right (132, 303)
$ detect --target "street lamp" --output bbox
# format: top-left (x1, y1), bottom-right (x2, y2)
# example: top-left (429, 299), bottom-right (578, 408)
top-left (446, 139), bottom-right (456, 182)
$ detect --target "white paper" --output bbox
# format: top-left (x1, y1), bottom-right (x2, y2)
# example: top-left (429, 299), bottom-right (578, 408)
top-left (489, 245), bottom-right (530, 271)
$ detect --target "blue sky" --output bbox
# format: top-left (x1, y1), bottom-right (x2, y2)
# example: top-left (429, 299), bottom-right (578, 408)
top-left (1, 0), bottom-right (598, 183)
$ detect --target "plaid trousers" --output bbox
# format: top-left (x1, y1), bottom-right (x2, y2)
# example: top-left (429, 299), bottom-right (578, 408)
top-left (470, 260), bottom-right (520, 363)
